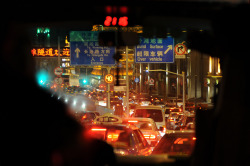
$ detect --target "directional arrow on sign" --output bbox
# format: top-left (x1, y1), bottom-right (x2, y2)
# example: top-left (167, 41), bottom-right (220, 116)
top-left (75, 48), bottom-right (80, 58)
top-left (164, 45), bottom-right (173, 54)
top-left (178, 45), bottom-right (184, 53)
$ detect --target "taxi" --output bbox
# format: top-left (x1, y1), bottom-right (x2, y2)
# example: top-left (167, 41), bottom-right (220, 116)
top-left (122, 118), bottom-right (162, 147)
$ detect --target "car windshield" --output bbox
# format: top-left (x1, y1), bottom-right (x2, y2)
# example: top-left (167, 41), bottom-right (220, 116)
top-left (2, 1), bottom-right (249, 166)
top-left (134, 109), bottom-right (163, 122)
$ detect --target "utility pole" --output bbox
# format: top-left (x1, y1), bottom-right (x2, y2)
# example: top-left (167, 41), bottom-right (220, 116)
top-left (107, 67), bottom-right (111, 109)
top-left (125, 46), bottom-right (129, 117)
top-left (182, 71), bottom-right (185, 112)
top-left (140, 63), bottom-right (142, 93)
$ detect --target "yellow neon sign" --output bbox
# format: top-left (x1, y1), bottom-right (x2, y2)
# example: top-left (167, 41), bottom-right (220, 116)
top-left (31, 48), bottom-right (70, 57)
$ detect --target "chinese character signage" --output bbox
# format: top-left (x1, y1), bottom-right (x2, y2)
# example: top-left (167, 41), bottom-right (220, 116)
top-left (70, 31), bottom-right (115, 66)
top-left (31, 48), bottom-right (70, 57)
top-left (135, 37), bottom-right (174, 63)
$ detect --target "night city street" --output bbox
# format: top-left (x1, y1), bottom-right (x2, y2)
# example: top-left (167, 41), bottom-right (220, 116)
top-left (0, 1), bottom-right (250, 166)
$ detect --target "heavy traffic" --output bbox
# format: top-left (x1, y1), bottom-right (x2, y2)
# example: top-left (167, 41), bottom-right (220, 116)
top-left (52, 88), bottom-right (204, 157)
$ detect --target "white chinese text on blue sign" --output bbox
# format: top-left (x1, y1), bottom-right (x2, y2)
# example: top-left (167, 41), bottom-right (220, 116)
top-left (70, 31), bottom-right (116, 66)
top-left (135, 37), bottom-right (174, 63)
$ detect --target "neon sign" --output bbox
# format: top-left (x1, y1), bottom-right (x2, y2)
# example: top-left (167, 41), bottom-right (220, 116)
top-left (31, 48), bottom-right (70, 57)
top-left (104, 16), bottom-right (128, 27)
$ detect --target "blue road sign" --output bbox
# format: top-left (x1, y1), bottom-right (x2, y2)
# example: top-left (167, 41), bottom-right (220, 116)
top-left (70, 31), bottom-right (116, 66)
top-left (134, 78), bottom-right (139, 83)
top-left (135, 37), bottom-right (174, 63)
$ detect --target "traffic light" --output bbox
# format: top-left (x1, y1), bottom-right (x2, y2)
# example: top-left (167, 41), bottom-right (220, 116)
top-left (83, 79), bottom-right (87, 84)
top-left (79, 78), bottom-right (89, 86)
top-left (36, 69), bottom-right (50, 87)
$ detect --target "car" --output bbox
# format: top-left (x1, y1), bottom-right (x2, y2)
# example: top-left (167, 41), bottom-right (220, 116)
top-left (122, 117), bottom-right (162, 147)
top-left (140, 100), bottom-right (152, 106)
top-left (152, 99), bottom-right (165, 107)
top-left (132, 106), bottom-right (166, 136)
top-left (113, 104), bottom-right (125, 117)
top-left (166, 112), bottom-right (184, 130)
top-left (165, 107), bottom-right (182, 118)
top-left (166, 99), bottom-right (183, 108)
top-left (73, 111), bottom-right (99, 125)
top-left (185, 122), bottom-right (195, 130)
top-left (110, 97), bottom-right (123, 108)
top-left (179, 114), bottom-right (195, 129)
top-left (152, 130), bottom-right (196, 156)
top-left (128, 103), bottom-right (137, 116)
top-left (85, 123), bottom-right (152, 156)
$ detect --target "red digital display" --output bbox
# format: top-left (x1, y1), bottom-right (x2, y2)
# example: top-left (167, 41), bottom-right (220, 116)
top-left (104, 16), bottom-right (128, 27)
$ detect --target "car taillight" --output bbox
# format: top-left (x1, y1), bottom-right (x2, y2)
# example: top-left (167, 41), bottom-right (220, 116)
top-left (144, 134), bottom-right (156, 140)
top-left (128, 120), bottom-right (138, 123)
top-left (82, 114), bottom-right (87, 120)
top-left (91, 128), bottom-right (107, 131)
top-left (150, 135), bottom-right (156, 139)
top-left (107, 134), bottom-right (119, 139)
top-left (163, 126), bottom-right (166, 133)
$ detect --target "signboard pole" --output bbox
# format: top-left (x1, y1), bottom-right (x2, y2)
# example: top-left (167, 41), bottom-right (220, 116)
top-left (182, 71), bottom-right (185, 112)
top-left (125, 46), bottom-right (129, 117)
top-left (107, 67), bottom-right (111, 109)
top-left (140, 63), bottom-right (142, 93)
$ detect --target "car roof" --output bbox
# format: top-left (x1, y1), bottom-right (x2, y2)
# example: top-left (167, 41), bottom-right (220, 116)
top-left (123, 117), bottom-right (155, 122)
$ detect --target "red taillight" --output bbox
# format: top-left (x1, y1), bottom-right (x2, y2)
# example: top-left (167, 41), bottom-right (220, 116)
top-left (150, 135), bottom-right (156, 139)
top-left (128, 120), bottom-right (138, 123)
top-left (107, 134), bottom-right (119, 139)
top-left (144, 134), bottom-right (156, 140)
top-left (91, 128), bottom-right (107, 131)
top-left (192, 137), bottom-right (197, 140)
top-left (82, 114), bottom-right (87, 120)
top-left (169, 118), bottom-right (174, 122)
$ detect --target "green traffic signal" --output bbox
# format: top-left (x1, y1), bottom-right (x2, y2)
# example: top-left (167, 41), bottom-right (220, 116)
top-left (36, 70), bottom-right (50, 87)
